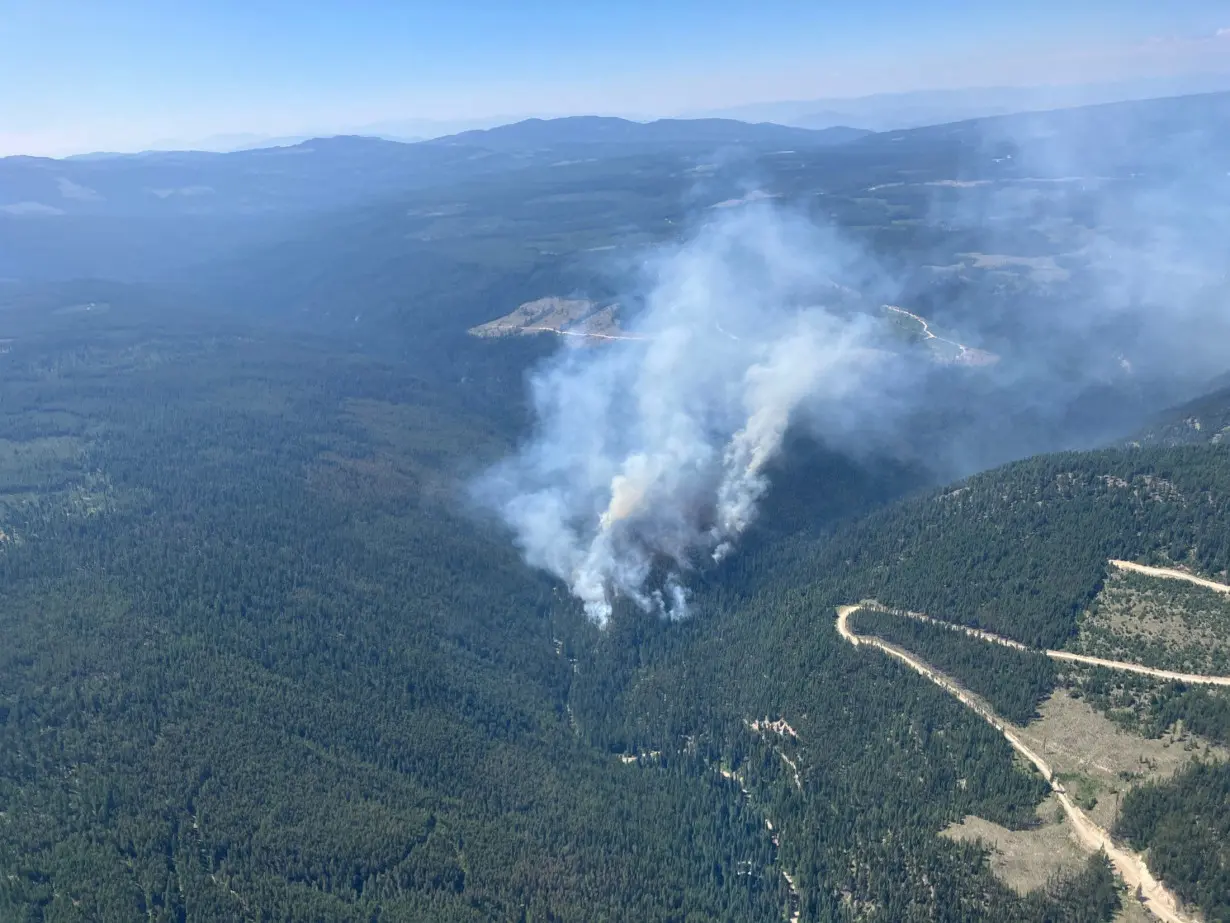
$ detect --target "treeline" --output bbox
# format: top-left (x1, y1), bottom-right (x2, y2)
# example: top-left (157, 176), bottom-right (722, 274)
top-left (848, 608), bottom-right (1057, 724)
top-left (768, 447), bottom-right (1230, 649)
top-left (1065, 667), bottom-right (1230, 749)
top-left (1115, 761), bottom-right (1230, 921)
top-left (1147, 686), bottom-right (1230, 747)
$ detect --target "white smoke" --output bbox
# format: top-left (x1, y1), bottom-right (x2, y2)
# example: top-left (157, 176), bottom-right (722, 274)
top-left (474, 101), bottom-right (1230, 623)
top-left (476, 205), bottom-right (906, 625)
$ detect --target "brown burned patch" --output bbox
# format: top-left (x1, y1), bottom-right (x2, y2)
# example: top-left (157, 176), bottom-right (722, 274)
top-left (304, 398), bottom-right (487, 508)
top-left (343, 398), bottom-right (489, 463)
top-left (306, 451), bottom-right (418, 505)
top-left (306, 450), bottom-right (431, 508)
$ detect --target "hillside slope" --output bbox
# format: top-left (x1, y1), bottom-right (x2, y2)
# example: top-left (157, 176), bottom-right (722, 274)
top-left (0, 305), bottom-right (1174, 923)
top-left (797, 446), bottom-right (1230, 648)
top-left (1131, 382), bottom-right (1230, 447)
top-left (604, 440), bottom-right (1230, 920)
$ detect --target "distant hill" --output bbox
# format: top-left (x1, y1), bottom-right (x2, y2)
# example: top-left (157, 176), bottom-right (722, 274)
top-left (0, 119), bottom-right (863, 223)
top-left (0, 115), bottom-right (869, 282)
top-left (426, 116), bottom-right (868, 151)
top-left (693, 73), bottom-right (1230, 131)
top-left (1130, 381), bottom-right (1230, 447)
top-left (0, 135), bottom-right (512, 220)
top-left (844, 90), bottom-right (1230, 176)
top-left (7, 89), bottom-right (1227, 227)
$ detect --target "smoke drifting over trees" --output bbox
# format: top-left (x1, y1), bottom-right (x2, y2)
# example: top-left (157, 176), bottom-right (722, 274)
top-left (479, 102), bottom-right (1230, 623)
top-left (476, 207), bottom-right (917, 623)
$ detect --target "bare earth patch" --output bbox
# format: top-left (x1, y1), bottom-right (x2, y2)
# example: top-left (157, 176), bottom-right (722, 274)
top-left (839, 605), bottom-right (1213, 922)
top-left (468, 296), bottom-right (634, 341)
top-left (942, 688), bottom-right (1220, 914)
top-left (958, 251), bottom-right (1071, 283)
top-left (1009, 690), bottom-right (1224, 833)
top-left (943, 800), bottom-right (1155, 923)
top-left (942, 794), bottom-right (1085, 894)
top-left (1113, 901), bottom-right (1156, 923)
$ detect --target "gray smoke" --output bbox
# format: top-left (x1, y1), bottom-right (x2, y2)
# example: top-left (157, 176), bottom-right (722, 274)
top-left (477, 207), bottom-right (911, 624)
top-left (479, 97), bottom-right (1230, 624)
top-left (926, 103), bottom-right (1230, 390)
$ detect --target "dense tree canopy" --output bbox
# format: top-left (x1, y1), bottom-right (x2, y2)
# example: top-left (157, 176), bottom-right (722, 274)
top-left (1, 311), bottom-right (1225, 920)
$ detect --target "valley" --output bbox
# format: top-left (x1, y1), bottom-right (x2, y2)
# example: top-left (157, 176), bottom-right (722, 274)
top-left (3, 90), bottom-right (1230, 922)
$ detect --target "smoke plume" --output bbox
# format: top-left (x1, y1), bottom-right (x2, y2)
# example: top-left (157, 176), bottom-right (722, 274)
top-left (476, 207), bottom-right (911, 624)
top-left (479, 96), bottom-right (1230, 624)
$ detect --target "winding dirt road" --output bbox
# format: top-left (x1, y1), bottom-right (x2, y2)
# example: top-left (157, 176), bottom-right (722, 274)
top-left (862, 603), bottom-right (1230, 688)
top-left (1046, 649), bottom-right (1230, 687)
top-left (1110, 560), bottom-right (1230, 596)
top-left (835, 596), bottom-right (1213, 923)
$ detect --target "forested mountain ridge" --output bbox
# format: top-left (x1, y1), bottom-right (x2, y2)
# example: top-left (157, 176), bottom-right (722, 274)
top-left (0, 319), bottom-right (800, 922)
top-left (1130, 382), bottom-right (1230, 447)
top-left (771, 446), bottom-right (1230, 649)
top-left (7, 308), bottom-right (1213, 921)
top-left (424, 116), bottom-right (869, 151)
top-left (4, 88), bottom-right (1230, 921)
top-left (557, 446), bottom-right (1230, 922)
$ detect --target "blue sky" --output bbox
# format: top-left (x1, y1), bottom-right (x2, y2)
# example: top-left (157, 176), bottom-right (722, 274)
top-left (3, 1), bottom-right (1229, 155)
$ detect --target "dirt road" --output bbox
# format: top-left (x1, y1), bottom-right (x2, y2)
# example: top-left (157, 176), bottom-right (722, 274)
top-left (522, 325), bottom-right (647, 341)
top-left (884, 305), bottom-right (943, 341)
top-left (859, 602), bottom-right (1230, 688)
top-left (1110, 560), bottom-right (1230, 596)
top-left (882, 305), bottom-right (998, 367)
top-left (1046, 650), bottom-right (1230, 687)
top-left (835, 604), bottom-right (1200, 923)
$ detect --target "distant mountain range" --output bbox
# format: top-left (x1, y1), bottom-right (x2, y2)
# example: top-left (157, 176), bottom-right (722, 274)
top-left (87, 74), bottom-right (1230, 155)
top-left (690, 73), bottom-right (1230, 131)
top-left (5, 90), bottom-right (1230, 286)
top-left (14, 82), bottom-right (1230, 224)
top-left (0, 118), bottom-right (866, 220)
top-left (424, 116), bottom-right (867, 151)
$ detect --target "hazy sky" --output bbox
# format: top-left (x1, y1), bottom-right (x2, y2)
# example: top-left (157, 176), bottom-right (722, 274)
top-left (3, 1), bottom-right (1230, 156)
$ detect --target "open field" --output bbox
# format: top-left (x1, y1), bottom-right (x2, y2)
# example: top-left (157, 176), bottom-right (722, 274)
top-left (1008, 690), bottom-right (1224, 833)
top-left (468, 296), bottom-right (634, 341)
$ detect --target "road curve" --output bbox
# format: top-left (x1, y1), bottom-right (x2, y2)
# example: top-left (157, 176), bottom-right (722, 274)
top-left (1110, 559), bottom-right (1230, 596)
top-left (861, 603), bottom-right (1230, 688)
top-left (835, 605), bottom-right (1200, 923)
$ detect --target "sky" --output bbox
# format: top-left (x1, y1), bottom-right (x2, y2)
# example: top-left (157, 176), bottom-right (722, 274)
top-left (3, 1), bottom-right (1230, 156)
